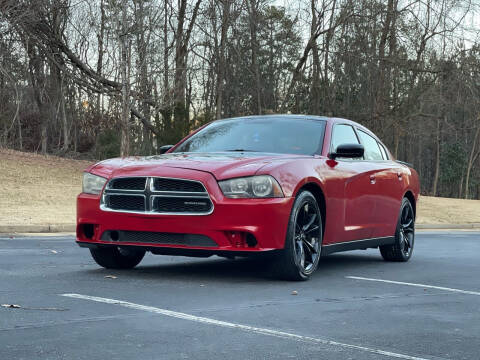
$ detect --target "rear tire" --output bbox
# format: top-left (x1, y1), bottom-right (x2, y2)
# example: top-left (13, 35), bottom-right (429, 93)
top-left (90, 247), bottom-right (145, 269)
top-left (271, 190), bottom-right (323, 281)
top-left (380, 197), bottom-right (415, 262)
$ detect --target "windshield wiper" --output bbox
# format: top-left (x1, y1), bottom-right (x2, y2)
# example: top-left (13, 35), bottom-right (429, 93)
top-left (224, 149), bottom-right (258, 152)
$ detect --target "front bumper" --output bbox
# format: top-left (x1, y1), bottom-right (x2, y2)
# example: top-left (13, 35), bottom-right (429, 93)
top-left (76, 170), bottom-right (293, 252)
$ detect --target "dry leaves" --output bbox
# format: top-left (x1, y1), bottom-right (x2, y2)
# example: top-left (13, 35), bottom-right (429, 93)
top-left (2, 304), bottom-right (21, 309)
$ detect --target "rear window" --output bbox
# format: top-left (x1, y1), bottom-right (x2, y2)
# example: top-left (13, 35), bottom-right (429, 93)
top-left (357, 130), bottom-right (384, 161)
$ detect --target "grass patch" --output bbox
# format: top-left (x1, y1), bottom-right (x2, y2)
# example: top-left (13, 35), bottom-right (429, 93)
top-left (0, 149), bottom-right (91, 226)
top-left (416, 195), bottom-right (480, 225)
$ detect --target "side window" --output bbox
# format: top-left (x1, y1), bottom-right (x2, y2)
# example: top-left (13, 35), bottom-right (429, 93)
top-left (357, 130), bottom-right (383, 161)
top-left (331, 124), bottom-right (359, 152)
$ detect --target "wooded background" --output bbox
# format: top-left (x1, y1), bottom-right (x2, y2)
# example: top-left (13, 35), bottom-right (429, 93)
top-left (0, 0), bottom-right (479, 199)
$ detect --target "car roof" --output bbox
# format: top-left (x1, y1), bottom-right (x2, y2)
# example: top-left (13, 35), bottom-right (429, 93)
top-left (214, 114), bottom-right (383, 147)
top-left (216, 114), bottom-right (370, 133)
top-left (215, 114), bottom-right (329, 122)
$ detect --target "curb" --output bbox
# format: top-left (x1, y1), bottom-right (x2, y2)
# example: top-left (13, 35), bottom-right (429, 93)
top-left (416, 223), bottom-right (480, 230)
top-left (0, 224), bottom-right (76, 234)
top-left (1, 223), bottom-right (480, 234)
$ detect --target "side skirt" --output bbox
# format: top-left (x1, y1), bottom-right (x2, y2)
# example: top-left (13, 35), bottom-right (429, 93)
top-left (321, 236), bottom-right (395, 256)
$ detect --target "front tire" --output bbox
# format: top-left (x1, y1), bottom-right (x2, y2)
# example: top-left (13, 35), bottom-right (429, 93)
top-left (90, 247), bottom-right (145, 269)
top-left (380, 197), bottom-right (415, 262)
top-left (271, 190), bottom-right (323, 281)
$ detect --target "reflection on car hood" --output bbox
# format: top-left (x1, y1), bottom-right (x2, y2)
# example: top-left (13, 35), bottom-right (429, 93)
top-left (90, 152), bottom-right (309, 180)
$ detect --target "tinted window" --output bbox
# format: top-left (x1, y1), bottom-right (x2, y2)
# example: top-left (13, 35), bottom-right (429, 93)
top-left (331, 124), bottom-right (359, 152)
top-left (173, 117), bottom-right (326, 155)
top-left (357, 130), bottom-right (383, 160)
top-left (378, 142), bottom-right (388, 160)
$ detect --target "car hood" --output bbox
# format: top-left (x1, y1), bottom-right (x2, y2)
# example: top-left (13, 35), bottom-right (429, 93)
top-left (89, 152), bottom-right (308, 180)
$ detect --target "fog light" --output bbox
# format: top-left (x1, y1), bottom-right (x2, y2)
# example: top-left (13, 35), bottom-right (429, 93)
top-left (79, 224), bottom-right (96, 240)
top-left (225, 231), bottom-right (257, 248)
top-left (110, 231), bottom-right (120, 241)
top-left (226, 231), bottom-right (246, 248)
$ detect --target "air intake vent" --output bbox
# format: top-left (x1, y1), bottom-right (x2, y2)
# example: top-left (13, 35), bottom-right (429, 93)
top-left (101, 230), bottom-right (217, 247)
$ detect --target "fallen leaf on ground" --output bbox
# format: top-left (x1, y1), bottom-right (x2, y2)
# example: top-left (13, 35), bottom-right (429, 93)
top-left (104, 275), bottom-right (117, 279)
top-left (291, 291), bottom-right (298, 295)
top-left (2, 304), bottom-right (21, 309)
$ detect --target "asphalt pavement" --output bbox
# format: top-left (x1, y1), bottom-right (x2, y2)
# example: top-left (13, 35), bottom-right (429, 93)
top-left (1, 232), bottom-right (479, 360)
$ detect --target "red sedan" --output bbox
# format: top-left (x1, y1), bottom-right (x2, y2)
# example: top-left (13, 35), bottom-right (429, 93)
top-left (77, 115), bottom-right (419, 280)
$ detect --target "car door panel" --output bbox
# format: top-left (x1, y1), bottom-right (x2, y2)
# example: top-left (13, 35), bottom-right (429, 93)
top-left (372, 162), bottom-right (407, 238)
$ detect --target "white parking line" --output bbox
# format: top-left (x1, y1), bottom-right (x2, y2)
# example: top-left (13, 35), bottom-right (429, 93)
top-left (61, 293), bottom-right (431, 360)
top-left (346, 276), bottom-right (480, 296)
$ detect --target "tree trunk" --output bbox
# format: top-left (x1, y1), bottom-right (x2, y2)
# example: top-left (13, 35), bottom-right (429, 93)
top-left (173, 0), bottom-right (202, 139)
top-left (373, 0), bottom-right (394, 126)
top-left (96, 0), bottom-right (105, 112)
top-left (120, 1), bottom-right (130, 157)
top-left (310, 0), bottom-right (321, 114)
top-left (465, 124), bottom-right (480, 199)
top-left (246, 0), bottom-right (262, 114)
top-left (432, 118), bottom-right (441, 196)
top-left (137, 0), bottom-right (152, 154)
top-left (215, 0), bottom-right (230, 120)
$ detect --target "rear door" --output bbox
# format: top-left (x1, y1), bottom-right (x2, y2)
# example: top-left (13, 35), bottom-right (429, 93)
top-left (355, 129), bottom-right (403, 238)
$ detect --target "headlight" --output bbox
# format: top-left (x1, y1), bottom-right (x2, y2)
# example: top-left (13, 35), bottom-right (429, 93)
top-left (82, 173), bottom-right (107, 195)
top-left (218, 175), bottom-right (284, 198)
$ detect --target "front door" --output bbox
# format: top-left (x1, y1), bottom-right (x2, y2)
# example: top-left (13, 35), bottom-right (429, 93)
top-left (329, 124), bottom-right (379, 242)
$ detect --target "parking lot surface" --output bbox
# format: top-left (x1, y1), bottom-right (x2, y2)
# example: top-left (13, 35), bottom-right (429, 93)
top-left (1, 231), bottom-right (479, 360)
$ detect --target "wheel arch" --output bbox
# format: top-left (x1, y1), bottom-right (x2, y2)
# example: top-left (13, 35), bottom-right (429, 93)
top-left (296, 182), bottom-right (326, 237)
top-left (403, 190), bottom-right (416, 219)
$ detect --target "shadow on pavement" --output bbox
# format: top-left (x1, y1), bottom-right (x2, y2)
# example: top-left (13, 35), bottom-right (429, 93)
top-left (82, 251), bottom-right (385, 283)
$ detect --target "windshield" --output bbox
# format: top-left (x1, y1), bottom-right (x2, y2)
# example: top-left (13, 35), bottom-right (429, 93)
top-left (173, 117), bottom-right (326, 155)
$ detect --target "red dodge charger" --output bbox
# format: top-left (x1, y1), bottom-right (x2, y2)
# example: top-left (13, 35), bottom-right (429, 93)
top-left (77, 115), bottom-right (419, 280)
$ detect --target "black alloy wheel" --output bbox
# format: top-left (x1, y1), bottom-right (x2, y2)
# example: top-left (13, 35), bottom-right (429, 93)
top-left (380, 197), bottom-right (415, 262)
top-left (272, 190), bottom-right (323, 280)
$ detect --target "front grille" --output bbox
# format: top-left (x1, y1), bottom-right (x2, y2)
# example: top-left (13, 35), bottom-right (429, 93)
top-left (108, 177), bottom-right (146, 190)
top-left (153, 178), bottom-right (205, 193)
top-left (100, 177), bottom-right (213, 215)
top-left (153, 197), bottom-right (213, 213)
top-left (108, 195), bottom-right (145, 211)
top-left (101, 230), bottom-right (217, 247)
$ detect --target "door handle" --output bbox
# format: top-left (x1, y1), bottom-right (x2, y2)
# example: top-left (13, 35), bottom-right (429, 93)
top-left (370, 175), bottom-right (376, 184)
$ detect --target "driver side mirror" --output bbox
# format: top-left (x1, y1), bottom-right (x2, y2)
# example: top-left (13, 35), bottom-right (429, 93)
top-left (328, 143), bottom-right (364, 160)
top-left (159, 145), bottom-right (174, 154)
